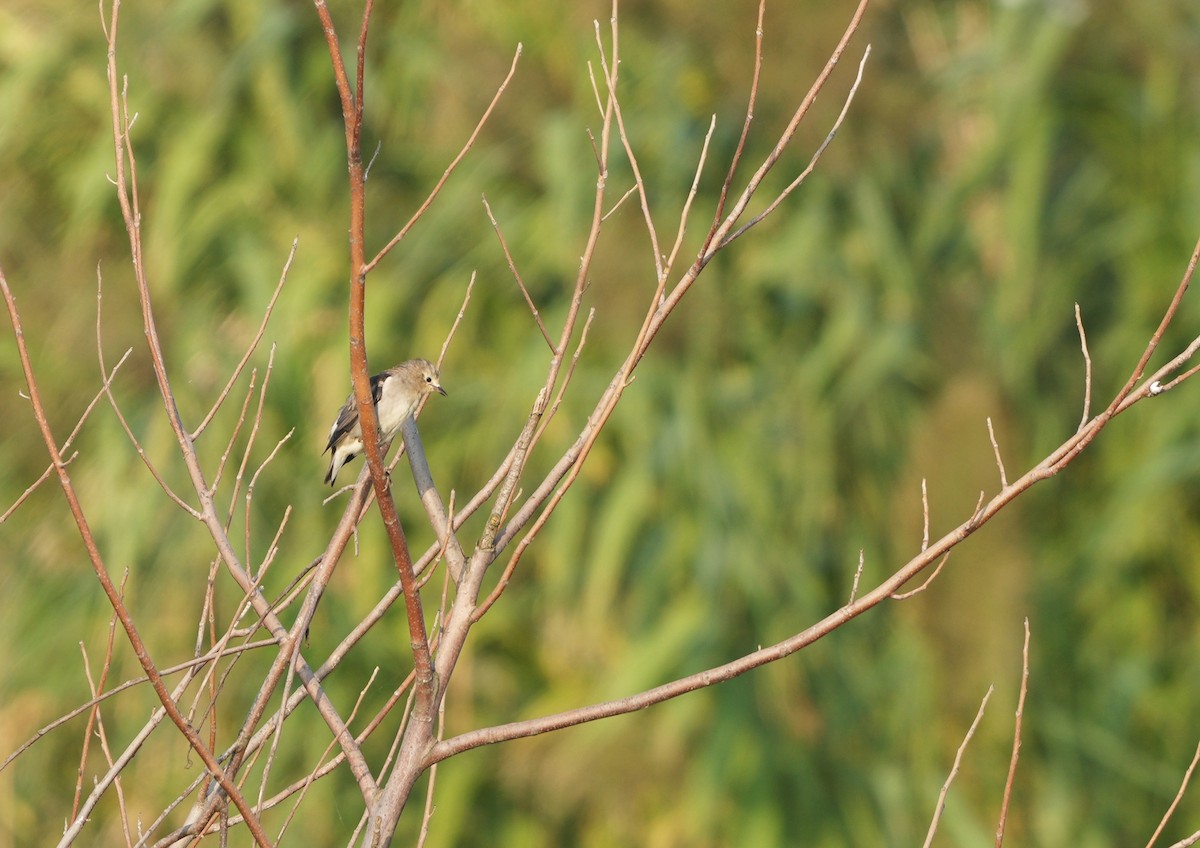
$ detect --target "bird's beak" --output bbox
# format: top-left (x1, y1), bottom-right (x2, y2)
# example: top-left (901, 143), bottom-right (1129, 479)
top-left (434, 383), bottom-right (447, 397)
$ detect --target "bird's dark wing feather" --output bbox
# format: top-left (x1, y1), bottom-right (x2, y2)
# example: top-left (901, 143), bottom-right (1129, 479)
top-left (371, 371), bottom-right (387, 405)
top-left (323, 371), bottom-right (388, 454)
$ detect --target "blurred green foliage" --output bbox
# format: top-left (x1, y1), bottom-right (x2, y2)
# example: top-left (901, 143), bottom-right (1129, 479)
top-left (3, 0), bottom-right (1200, 844)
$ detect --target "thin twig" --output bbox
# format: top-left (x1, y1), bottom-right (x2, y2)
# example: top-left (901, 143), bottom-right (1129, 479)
top-left (191, 240), bottom-right (295, 440)
top-left (890, 552), bottom-right (952, 600)
top-left (483, 196), bottom-right (554, 349)
top-left (1155, 359), bottom-right (1200, 395)
top-left (79, 604), bottom-right (136, 844)
top-left (848, 550), bottom-right (865, 604)
top-left (416, 681), bottom-right (448, 848)
top-left (94, 267), bottom-right (199, 517)
top-left (987, 417), bottom-right (1008, 488)
top-left (5, 257), bottom-right (269, 847)
top-left (594, 16), bottom-right (663, 284)
top-left (719, 44), bottom-right (872, 250)
top-left (923, 685), bottom-right (994, 848)
top-left (529, 309), bottom-right (596, 464)
top-left (701, 0), bottom-right (766, 258)
top-left (995, 619), bottom-right (1030, 847)
top-left (438, 272), bottom-right (476, 368)
top-left (243, 426), bottom-right (294, 567)
top-left (214, 368), bottom-right (258, 513)
top-left (661, 114), bottom-right (717, 286)
top-left (601, 184), bottom-right (639, 221)
top-left (1146, 736), bottom-right (1200, 848)
top-left (364, 44), bottom-right (523, 275)
top-left (921, 478), bottom-right (930, 551)
top-left (1075, 303), bottom-right (1093, 430)
top-left (1110, 236), bottom-right (1200, 411)
top-left (472, 311), bottom-right (595, 621)
top-left (696, 0), bottom-right (870, 270)
top-left (364, 140), bottom-right (383, 181)
top-left (2, 347), bottom-right (130, 523)
top-left (72, 576), bottom-right (124, 824)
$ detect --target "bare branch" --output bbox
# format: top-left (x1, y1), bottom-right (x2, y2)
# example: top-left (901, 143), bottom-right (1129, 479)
top-left (416, 688), bottom-right (449, 848)
top-left (1146, 735), bottom-right (1200, 848)
top-left (921, 478), bottom-right (930, 551)
top-left (848, 550), bottom-right (865, 604)
top-left (697, 0), bottom-right (870, 266)
top-left (890, 552), bottom-right (952, 601)
top-left (601, 183), bottom-right (639, 221)
top-left (593, 15), bottom-right (664, 283)
top-left (923, 686), bottom-right (994, 848)
top-left (719, 43), bottom-right (872, 249)
top-left (1075, 303), bottom-right (1093, 430)
top-left (191, 240), bottom-right (295, 440)
top-left (72, 575), bottom-right (125, 827)
top-left (401, 417), bottom-right (466, 582)
top-left (995, 619), bottom-right (1030, 847)
top-left (702, 0), bottom-right (765, 255)
top-left (364, 44), bottom-right (523, 275)
top-left (438, 272), bottom-right (476, 368)
top-left (662, 114), bottom-right (718, 284)
top-left (4, 256), bottom-right (271, 846)
top-left (483, 196), bottom-right (554, 350)
top-left (94, 266), bottom-right (199, 517)
top-left (79, 635), bottom-right (135, 845)
top-left (1109, 234), bottom-right (1200, 410)
top-left (2, 347), bottom-right (131, 524)
top-left (987, 417), bottom-right (1008, 488)
top-left (213, 368), bottom-right (258, 512)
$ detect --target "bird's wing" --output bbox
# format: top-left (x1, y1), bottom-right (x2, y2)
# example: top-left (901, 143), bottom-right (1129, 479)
top-left (323, 371), bottom-right (389, 454)
top-left (371, 370), bottom-right (388, 405)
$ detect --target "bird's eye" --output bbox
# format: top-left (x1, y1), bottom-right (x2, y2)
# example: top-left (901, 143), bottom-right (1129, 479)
top-left (425, 376), bottom-right (432, 383)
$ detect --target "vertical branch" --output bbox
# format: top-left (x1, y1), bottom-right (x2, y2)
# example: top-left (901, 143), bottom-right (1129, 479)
top-left (105, 1), bottom-right (374, 826)
top-left (308, 16), bottom-right (446, 844)
top-left (476, 0), bottom-right (619, 561)
top-left (311, 0), bottom-right (437, 718)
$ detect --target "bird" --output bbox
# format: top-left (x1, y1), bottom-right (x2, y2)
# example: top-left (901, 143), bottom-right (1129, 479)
top-left (323, 358), bottom-right (446, 486)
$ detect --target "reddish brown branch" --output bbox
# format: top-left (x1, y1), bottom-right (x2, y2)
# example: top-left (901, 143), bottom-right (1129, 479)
top-left (101, 0), bottom-right (373, 825)
top-left (1, 265), bottom-right (271, 848)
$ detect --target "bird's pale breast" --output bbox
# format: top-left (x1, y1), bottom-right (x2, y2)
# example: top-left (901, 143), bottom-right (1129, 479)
top-left (375, 375), bottom-right (417, 439)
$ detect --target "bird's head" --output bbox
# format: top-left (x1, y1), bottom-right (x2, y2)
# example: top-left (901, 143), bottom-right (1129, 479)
top-left (408, 358), bottom-right (447, 398)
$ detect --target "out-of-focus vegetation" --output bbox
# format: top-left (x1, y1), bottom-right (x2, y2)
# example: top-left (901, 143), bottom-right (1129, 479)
top-left (3, 0), bottom-right (1200, 844)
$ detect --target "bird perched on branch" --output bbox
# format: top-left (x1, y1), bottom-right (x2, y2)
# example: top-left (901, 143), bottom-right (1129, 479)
top-left (323, 358), bottom-right (446, 485)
